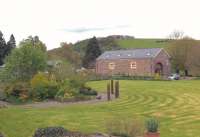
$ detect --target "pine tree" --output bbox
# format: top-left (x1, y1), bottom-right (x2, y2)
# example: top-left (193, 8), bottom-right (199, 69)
top-left (0, 31), bottom-right (7, 65)
top-left (5, 34), bottom-right (16, 55)
top-left (7, 34), bottom-right (16, 48)
top-left (82, 36), bottom-right (101, 68)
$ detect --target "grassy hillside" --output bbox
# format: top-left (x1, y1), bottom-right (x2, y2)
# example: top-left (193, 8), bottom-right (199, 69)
top-left (1, 80), bottom-right (200, 137)
top-left (72, 37), bottom-right (171, 56)
top-left (116, 38), bottom-right (170, 49)
top-left (73, 37), bottom-right (119, 56)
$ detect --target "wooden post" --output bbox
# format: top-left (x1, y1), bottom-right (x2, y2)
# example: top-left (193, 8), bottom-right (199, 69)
top-left (111, 79), bottom-right (114, 94)
top-left (115, 81), bottom-right (119, 98)
top-left (107, 83), bottom-right (111, 101)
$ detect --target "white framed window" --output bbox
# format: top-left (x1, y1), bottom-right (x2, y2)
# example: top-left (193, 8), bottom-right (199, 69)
top-left (108, 62), bottom-right (115, 70)
top-left (130, 62), bottom-right (137, 69)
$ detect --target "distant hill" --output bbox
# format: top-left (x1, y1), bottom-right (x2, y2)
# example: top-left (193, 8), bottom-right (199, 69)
top-left (48, 36), bottom-right (171, 65)
top-left (73, 36), bottom-right (120, 57)
top-left (72, 36), bottom-right (171, 56)
top-left (116, 38), bottom-right (170, 49)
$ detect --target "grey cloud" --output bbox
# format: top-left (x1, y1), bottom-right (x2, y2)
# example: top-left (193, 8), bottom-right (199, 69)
top-left (62, 25), bottom-right (131, 33)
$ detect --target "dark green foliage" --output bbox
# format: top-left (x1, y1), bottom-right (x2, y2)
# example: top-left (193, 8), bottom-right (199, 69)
top-left (82, 36), bottom-right (101, 68)
top-left (0, 32), bottom-right (16, 66)
top-left (115, 81), bottom-right (119, 98)
top-left (30, 82), bottom-right (59, 100)
top-left (5, 34), bottom-right (16, 56)
top-left (0, 31), bottom-right (7, 65)
top-left (73, 36), bottom-right (120, 56)
top-left (79, 87), bottom-right (97, 96)
top-left (107, 83), bottom-right (111, 101)
top-left (33, 127), bottom-right (68, 137)
top-left (146, 118), bottom-right (159, 133)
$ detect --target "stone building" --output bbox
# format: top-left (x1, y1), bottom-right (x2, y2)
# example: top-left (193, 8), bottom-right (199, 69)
top-left (96, 48), bottom-right (171, 76)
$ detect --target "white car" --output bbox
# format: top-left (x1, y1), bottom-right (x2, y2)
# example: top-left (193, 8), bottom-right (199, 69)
top-left (168, 74), bottom-right (180, 80)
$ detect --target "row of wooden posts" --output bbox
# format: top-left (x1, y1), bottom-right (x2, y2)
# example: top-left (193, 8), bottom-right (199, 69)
top-left (107, 80), bottom-right (120, 101)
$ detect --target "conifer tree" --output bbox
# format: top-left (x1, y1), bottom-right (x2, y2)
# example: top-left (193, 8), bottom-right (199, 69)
top-left (82, 36), bottom-right (101, 68)
top-left (5, 34), bottom-right (16, 55)
top-left (0, 31), bottom-right (7, 65)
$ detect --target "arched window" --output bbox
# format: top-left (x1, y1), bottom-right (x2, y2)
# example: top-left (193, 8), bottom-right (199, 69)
top-left (108, 62), bottom-right (115, 70)
top-left (130, 62), bottom-right (137, 69)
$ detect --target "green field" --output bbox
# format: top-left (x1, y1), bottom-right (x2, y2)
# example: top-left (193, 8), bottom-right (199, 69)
top-left (1, 80), bottom-right (200, 137)
top-left (116, 39), bottom-right (170, 49)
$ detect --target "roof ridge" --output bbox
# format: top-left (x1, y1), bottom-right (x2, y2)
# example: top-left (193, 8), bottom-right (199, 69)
top-left (104, 48), bottom-right (162, 52)
top-left (97, 48), bottom-right (164, 60)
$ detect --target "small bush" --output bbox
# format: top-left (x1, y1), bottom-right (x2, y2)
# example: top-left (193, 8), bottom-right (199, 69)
top-left (31, 73), bottom-right (49, 89)
top-left (33, 127), bottom-right (68, 137)
top-left (146, 118), bottom-right (159, 133)
top-left (106, 117), bottom-right (144, 137)
top-left (30, 73), bottom-right (59, 100)
top-left (55, 80), bottom-right (78, 101)
top-left (79, 87), bottom-right (97, 96)
top-left (4, 81), bottom-right (30, 102)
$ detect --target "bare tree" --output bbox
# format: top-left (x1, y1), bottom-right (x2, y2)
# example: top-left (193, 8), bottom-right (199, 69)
top-left (168, 30), bottom-right (184, 40)
top-left (168, 37), bottom-right (200, 76)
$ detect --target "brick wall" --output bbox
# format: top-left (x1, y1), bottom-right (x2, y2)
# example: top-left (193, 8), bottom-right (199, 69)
top-left (96, 49), bottom-right (171, 76)
top-left (96, 58), bottom-right (153, 76)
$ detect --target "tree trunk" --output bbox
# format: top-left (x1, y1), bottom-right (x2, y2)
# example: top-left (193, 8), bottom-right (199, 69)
top-left (107, 83), bottom-right (111, 101)
top-left (115, 81), bottom-right (119, 98)
top-left (110, 79), bottom-right (114, 94)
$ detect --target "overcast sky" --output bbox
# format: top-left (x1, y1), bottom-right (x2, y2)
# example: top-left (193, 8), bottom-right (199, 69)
top-left (0, 0), bottom-right (200, 49)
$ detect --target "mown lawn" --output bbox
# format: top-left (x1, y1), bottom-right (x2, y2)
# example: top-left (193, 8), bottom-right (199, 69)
top-left (1, 80), bottom-right (200, 137)
top-left (116, 39), bottom-right (170, 49)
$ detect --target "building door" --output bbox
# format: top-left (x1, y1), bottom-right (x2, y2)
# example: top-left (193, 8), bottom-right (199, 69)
top-left (155, 63), bottom-right (163, 75)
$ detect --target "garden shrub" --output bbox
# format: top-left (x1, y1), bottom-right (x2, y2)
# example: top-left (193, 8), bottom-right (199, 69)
top-left (55, 80), bottom-right (76, 101)
top-left (68, 76), bottom-right (86, 90)
top-left (79, 87), bottom-right (97, 96)
top-left (55, 79), bottom-right (95, 102)
top-left (30, 73), bottom-right (59, 100)
top-left (4, 81), bottom-right (30, 102)
top-left (106, 117), bottom-right (144, 137)
top-left (146, 118), bottom-right (159, 133)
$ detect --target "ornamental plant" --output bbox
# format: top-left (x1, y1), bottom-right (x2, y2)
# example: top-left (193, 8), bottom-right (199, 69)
top-left (146, 118), bottom-right (159, 133)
